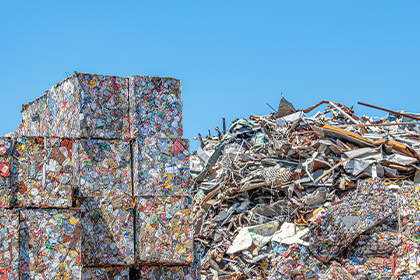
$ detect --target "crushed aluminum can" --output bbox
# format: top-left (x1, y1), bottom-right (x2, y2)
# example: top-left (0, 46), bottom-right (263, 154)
top-left (129, 76), bottom-right (183, 139)
top-left (12, 137), bottom-right (74, 208)
top-left (136, 265), bottom-right (196, 280)
top-left (75, 139), bottom-right (132, 200)
top-left (21, 93), bottom-right (49, 137)
top-left (19, 209), bottom-right (81, 280)
top-left (80, 197), bottom-right (134, 266)
top-left (81, 267), bottom-right (129, 280)
top-left (0, 209), bottom-right (19, 280)
top-left (135, 196), bottom-right (194, 265)
top-left (133, 138), bottom-right (190, 197)
top-left (0, 138), bottom-right (12, 208)
top-left (48, 73), bottom-right (130, 139)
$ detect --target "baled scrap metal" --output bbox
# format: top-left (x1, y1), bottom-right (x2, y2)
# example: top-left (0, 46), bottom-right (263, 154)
top-left (136, 195), bottom-right (193, 265)
top-left (191, 97), bottom-right (420, 279)
top-left (308, 179), bottom-right (398, 262)
top-left (0, 138), bottom-right (12, 208)
top-left (12, 137), bottom-right (74, 208)
top-left (75, 139), bottom-right (132, 200)
top-left (19, 209), bottom-right (81, 280)
top-left (136, 265), bottom-right (196, 280)
top-left (81, 267), bottom-right (129, 280)
top-left (0, 209), bottom-right (19, 280)
top-left (48, 73), bottom-right (130, 138)
top-left (129, 76), bottom-right (183, 139)
top-left (133, 138), bottom-right (190, 196)
top-left (80, 197), bottom-right (134, 266)
top-left (21, 93), bottom-right (49, 136)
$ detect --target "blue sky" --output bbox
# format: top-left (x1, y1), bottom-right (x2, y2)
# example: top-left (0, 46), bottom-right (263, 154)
top-left (1, 1), bottom-right (419, 150)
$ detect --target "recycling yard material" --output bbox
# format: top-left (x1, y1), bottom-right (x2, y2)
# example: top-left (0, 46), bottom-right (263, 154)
top-left (191, 97), bottom-right (420, 279)
top-left (3, 71), bottom-right (420, 279)
top-left (1, 72), bottom-right (196, 279)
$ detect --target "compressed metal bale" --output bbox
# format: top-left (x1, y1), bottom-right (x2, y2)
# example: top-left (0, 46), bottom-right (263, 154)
top-left (135, 196), bottom-right (193, 265)
top-left (133, 138), bottom-right (190, 196)
top-left (129, 76), bottom-right (183, 139)
top-left (12, 137), bottom-right (74, 208)
top-left (80, 197), bottom-right (134, 266)
top-left (48, 73), bottom-right (130, 138)
top-left (19, 209), bottom-right (81, 280)
top-left (136, 266), bottom-right (196, 280)
top-left (81, 267), bottom-right (129, 280)
top-left (75, 139), bottom-right (132, 200)
top-left (21, 93), bottom-right (49, 136)
top-left (0, 209), bottom-right (19, 280)
top-left (0, 138), bottom-right (13, 208)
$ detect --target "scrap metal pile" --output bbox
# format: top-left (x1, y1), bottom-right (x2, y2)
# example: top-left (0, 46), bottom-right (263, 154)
top-left (191, 97), bottom-right (420, 279)
top-left (2, 73), bottom-right (197, 280)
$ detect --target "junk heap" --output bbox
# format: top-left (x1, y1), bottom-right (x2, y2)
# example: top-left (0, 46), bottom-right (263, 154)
top-left (191, 97), bottom-right (420, 279)
top-left (2, 73), bottom-right (197, 279)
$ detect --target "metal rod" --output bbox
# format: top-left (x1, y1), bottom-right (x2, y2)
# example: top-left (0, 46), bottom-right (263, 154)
top-left (337, 121), bottom-right (420, 128)
top-left (358, 102), bottom-right (420, 121)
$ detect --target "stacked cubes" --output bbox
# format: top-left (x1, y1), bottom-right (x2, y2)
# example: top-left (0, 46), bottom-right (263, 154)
top-left (1, 72), bottom-right (194, 278)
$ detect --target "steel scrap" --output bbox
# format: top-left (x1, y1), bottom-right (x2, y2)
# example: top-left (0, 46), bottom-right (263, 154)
top-left (191, 97), bottom-right (420, 279)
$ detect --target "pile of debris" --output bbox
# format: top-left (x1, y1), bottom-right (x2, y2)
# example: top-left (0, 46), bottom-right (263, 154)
top-left (191, 97), bottom-right (420, 279)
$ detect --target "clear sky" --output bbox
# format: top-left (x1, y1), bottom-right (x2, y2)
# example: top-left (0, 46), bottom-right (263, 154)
top-left (1, 1), bottom-right (419, 150)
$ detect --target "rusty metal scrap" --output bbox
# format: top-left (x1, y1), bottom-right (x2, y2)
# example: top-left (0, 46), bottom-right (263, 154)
top-left (191, 96), bottom-right (420, 279)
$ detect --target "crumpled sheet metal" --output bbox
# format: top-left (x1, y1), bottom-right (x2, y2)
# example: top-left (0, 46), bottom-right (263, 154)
top-left (0, 138), bottom-right (12, 208)
top-left (81, 267), bottom-right (129, 280)
top-left (309, 179), bottom-right (397, 262)
top-left (0, 209), bottom-right (19, 280)
top-left (129, 76), bottom-right (183, 139)
top-left (12, 137), bottom-right (74, 208)
top-left (48, 73), bottom-right (130, 138)
top-left (19, 209), bottom-right (81, 280)
top-left (135, 196), bottom-right (193, 265)
top-left (80, 197), bottom-right (134, 266)
top-left (133, 138), bottom-right (190, 196)
top-left (21, 93), bottom-right (49, 136)
top-left (136, 266), bottom-right (196, 280)
top-left (75, 139), bottom-right (132, 200)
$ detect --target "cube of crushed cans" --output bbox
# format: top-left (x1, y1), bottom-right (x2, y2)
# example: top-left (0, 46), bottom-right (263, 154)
top-left (136, 266), bottom-right (196, 280)
top-left (133, 138), bottom-right (190, 196)
top-left (0, 209), bottom-right (19, 280)
top-left (19, 209), bottom-right (81, 280)
top-left (21, 93), bottom-right (49, 136)
top-left (12, 137), bottom-right (74, 208)
top-left (0, 138), bottom-right (13, 208)
top-left (80, 197), bottom-right (134, 266)
top-left (75, 139), bottom-right (132, 199)
top-left (135, 196), bottom-right (193, 265)
top-left (48, 73), bottom-right (130, 138)
top-left (129, 76), bottom-right (183, 138)
top-left (81, 267), bottom-right (129, 280)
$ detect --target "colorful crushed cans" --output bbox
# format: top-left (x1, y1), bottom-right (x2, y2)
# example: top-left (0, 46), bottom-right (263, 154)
top-left (48, 73), bottom-right (130, 139)
top-left (0, 209), bottom-right (19, 280)
top-left (133, 138), bottom-right (190, 196)
top-left (81, 267), bottom-right (129, 280)
top-left (12, 137), bottom-right (74, 208)
top-left (129, 76), bottom-right (183, 139)
top-left (19, 209), bottom-right (81, 280)
top-left (135, 196), bottom-right (193, 265)
top-left (75, 139), bottom-right (132, 200)
top-left (21, 93), bottom-right (49, 137)
top-left (0, 138), bottom-right (12, 208)
top-left (80, 197), bottom-right (134, 266)
top-left (136, 265), bottom-right (196, 280)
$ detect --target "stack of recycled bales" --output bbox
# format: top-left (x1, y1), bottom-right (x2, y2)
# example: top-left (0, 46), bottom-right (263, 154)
top-left (1, 73), bottom-right (197, 279)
